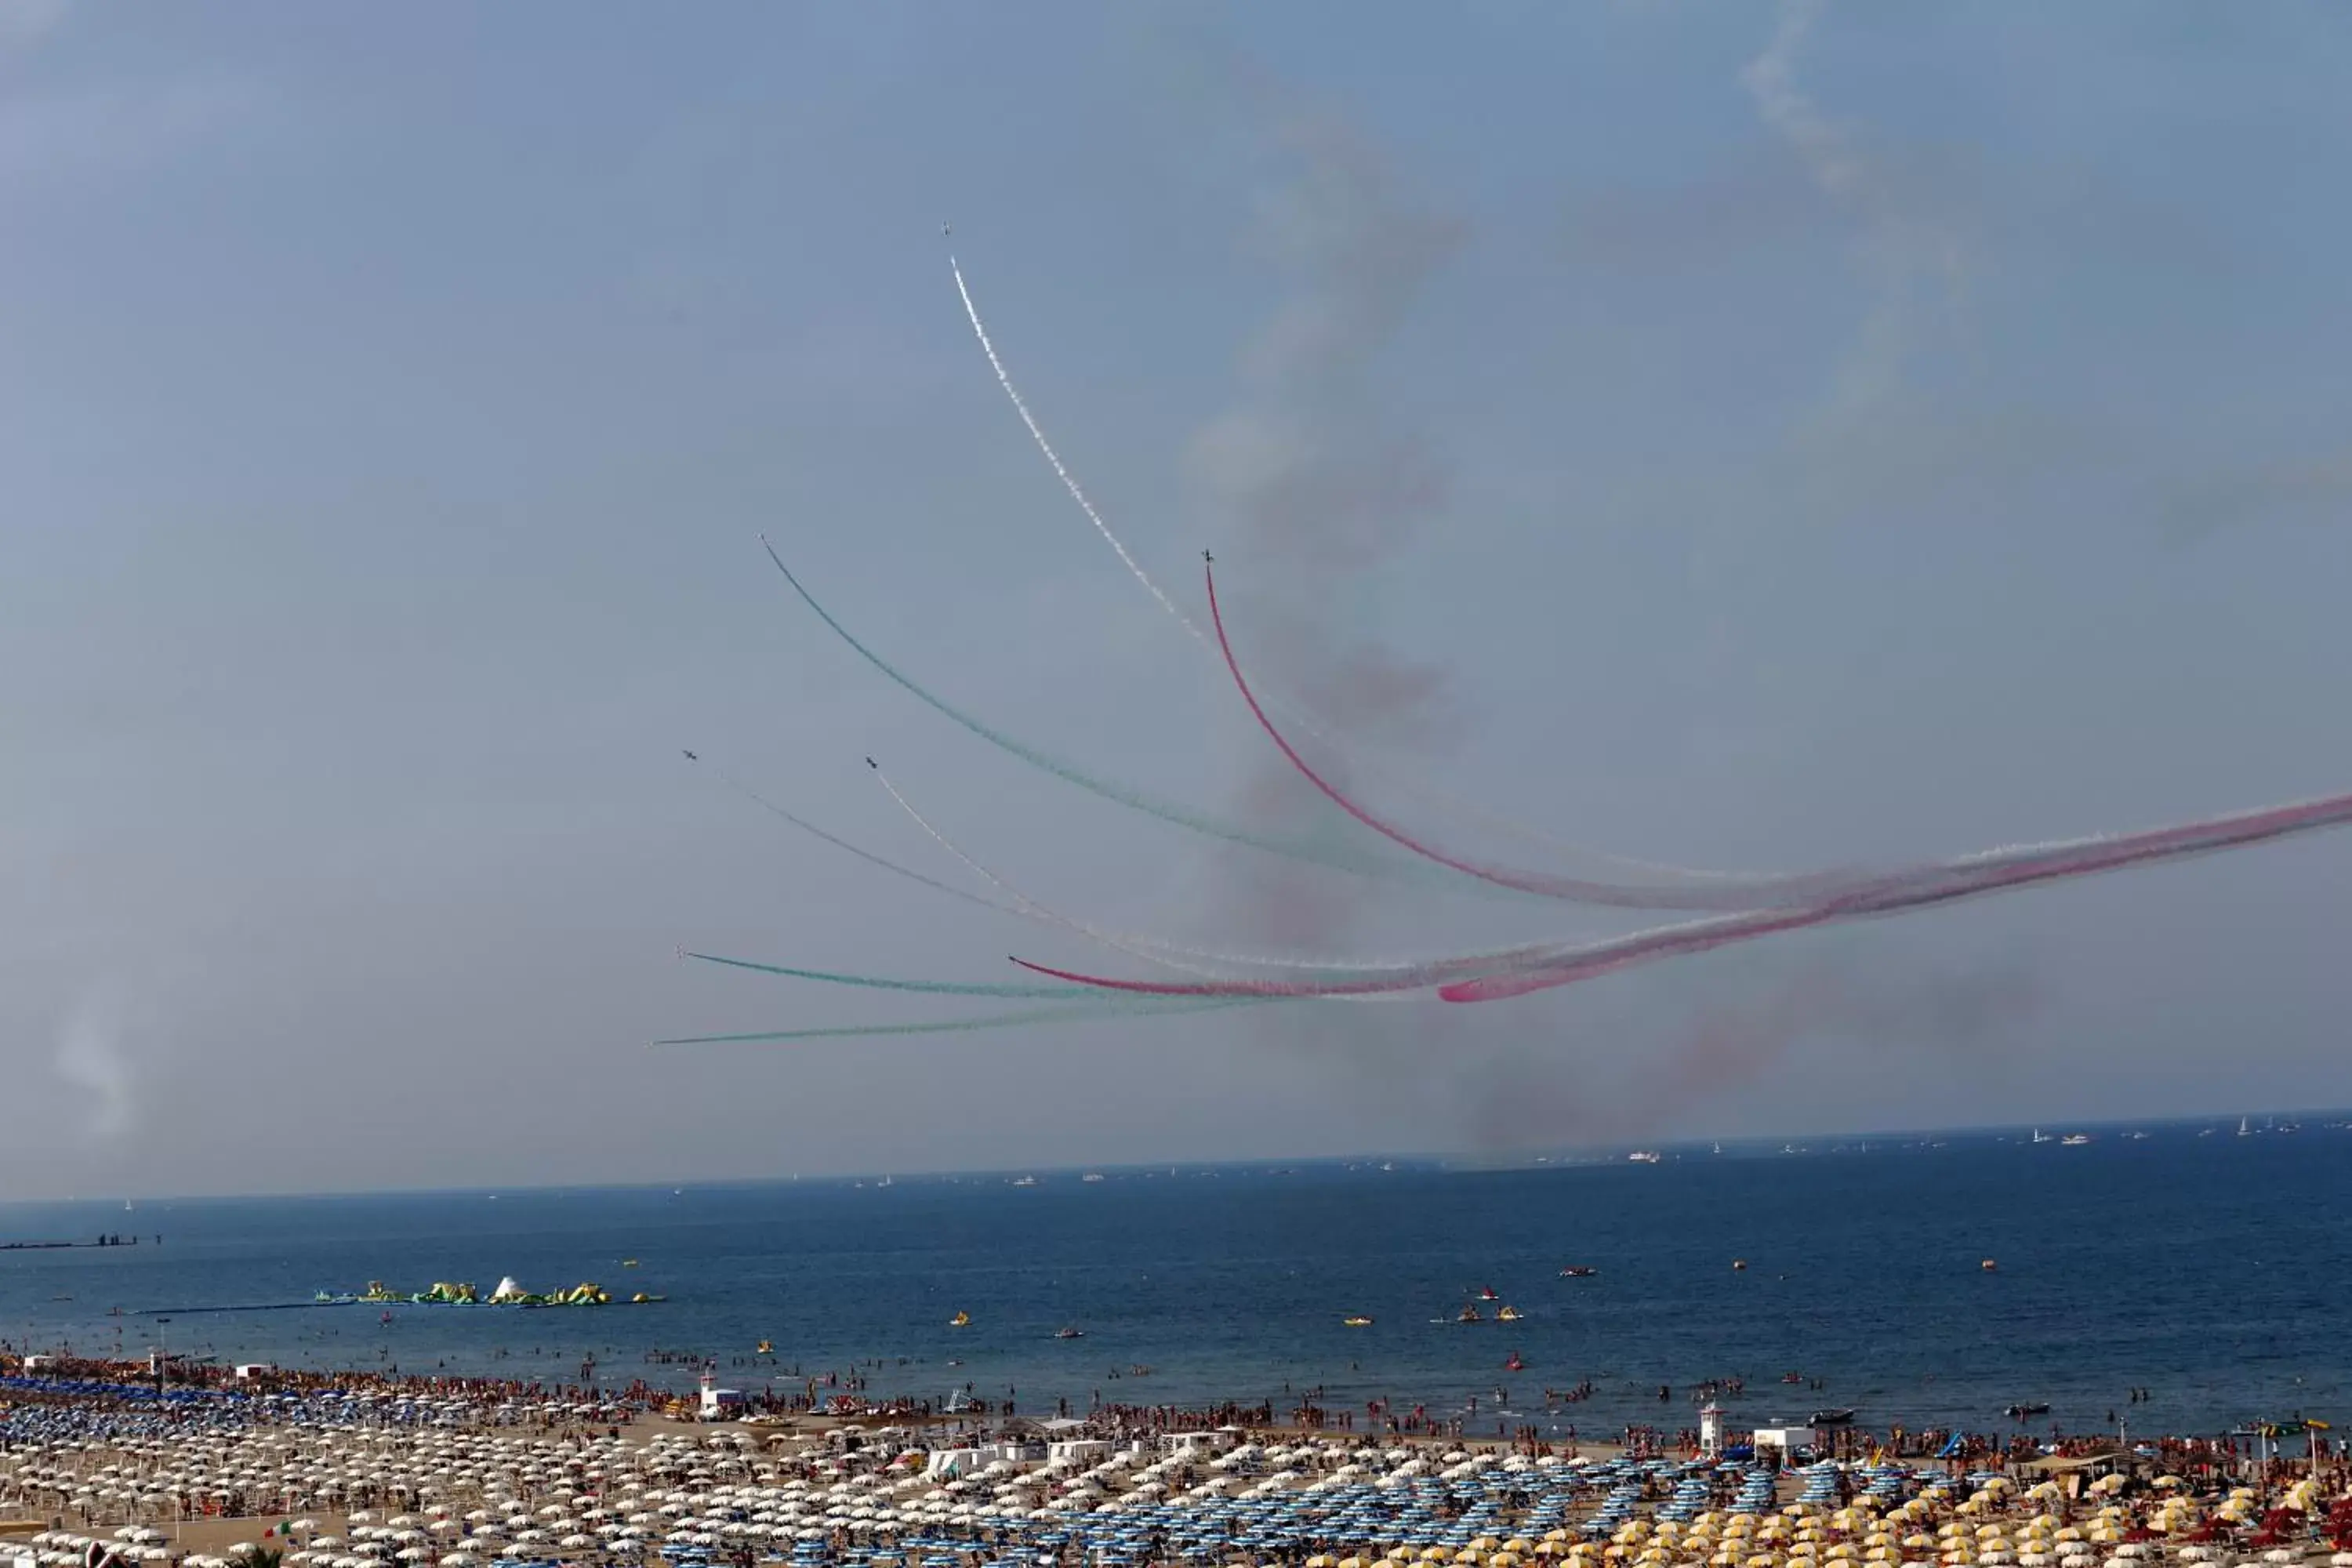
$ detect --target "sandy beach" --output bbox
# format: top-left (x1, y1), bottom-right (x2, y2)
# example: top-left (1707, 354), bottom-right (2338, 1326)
top-left (5, 1352), bottom-right (2347, 1568)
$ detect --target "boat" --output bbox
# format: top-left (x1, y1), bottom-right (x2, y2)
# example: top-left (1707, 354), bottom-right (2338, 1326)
top-left (2005, 1402), bottom-right (2051, 1419)
top-left (754, 1339), bottom-right (772, 1354)
top-left (1980, 1258), bottom-right (1998, 1272)
top-left (949, 1311), bottom-right (970, 1327)
top-left (1626, 1150), bottom-right (1662, 1163)
top-left (2031, 1128), bottom-right (2052, 1144)
top-left (1457, 1305), bottom-right (1483, 1323)
top-left (1810, 1407), bottom-right (1857, 1425)
top-left (1011, 1175), bottom-right (1038, 1187)
top-left (1731, 1259), bottom-right (1748, 1271)
top-left (1504, 1352), bottom-right (1525, 1372)
top-left (2060, 1133), bottom-right (2092, 1146)
top-left (1477, 1285), bottom-right (1500, 1300)
top-left (1342, 1315), bottom-right (1374, 1327)
top-left (622, 1259), bottom-right (639, 1267)
top-left (1496, 1305), bottom-right (1523, 1322)
top-left (2238, 1116), bottom-right (2253, 1137)
top-left (1053, 1326), bottom-right (1085, 1340)
top-left (1559, 1265), bottom-right (1598, 1278)
top-left (1082, 1172), bottom-right (1105, 1183)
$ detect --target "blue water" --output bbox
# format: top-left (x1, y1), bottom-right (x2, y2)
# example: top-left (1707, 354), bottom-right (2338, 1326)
top-left (2, 1124), bottom-right (2346, 1442)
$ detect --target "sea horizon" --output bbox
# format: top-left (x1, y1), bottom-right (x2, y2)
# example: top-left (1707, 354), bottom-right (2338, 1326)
top-left (12, 1105), bottom-right (2345, 1209)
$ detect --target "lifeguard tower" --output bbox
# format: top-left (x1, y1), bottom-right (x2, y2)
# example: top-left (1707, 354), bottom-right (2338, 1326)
top-left (698, 1369), bottom-right (745, 1421)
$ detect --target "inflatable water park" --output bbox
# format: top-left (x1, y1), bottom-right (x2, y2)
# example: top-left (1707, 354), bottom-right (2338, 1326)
top-left (314, 1276), bottom-right (662, 1308)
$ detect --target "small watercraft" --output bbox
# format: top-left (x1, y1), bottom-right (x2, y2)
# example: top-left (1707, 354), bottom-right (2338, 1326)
top-left (622, 1259), bottom-right (639, 1268)
top-left (755, 1339), bottom-right (772, 1355)
top-left (1477, 1286), bottom-right (1500, 1301)
top-left (1732, 1259), bottom-right (1749, 1271)
top-left (1558, 1265), bottom-right (1598, 1278)
top-left (1496, 1305), bottom-right (1523, 1322)
top-left (2005, 1401), bottom-right (2050, 1419)
top-left (1981, 1258), bottom-right (1998, 1272)
top-left (1457, 1305), bottom-right (1483, 1324)
top-left (1343, 1316), bottom-right (1374, 1327)
top-left (949, 1310), bottom-right (971, 1327)
top-left (1504, 1351), bottom-right (1525, 1372)
top-left (1627, 1150), bottom-right (1661, 1163)
top-left (1054, 1326), bottom-right (1085, 1340)
top-left (1811, 1406), bottom-right (1857, 1425)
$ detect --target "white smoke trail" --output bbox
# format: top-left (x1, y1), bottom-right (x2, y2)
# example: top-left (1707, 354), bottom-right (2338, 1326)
top-left (950, 248), bottom-right (1800, 890)
top-left (688, 750), bottom-right (1025, 920)
top-left (1741, 0), bottom-right (1969, 424)
top-left (951, 253), bottom-right (1200, 636)
top-left (875, 752), bottom-right (1552, 987)
top-left (53, 991), bottom-right (137, 1138)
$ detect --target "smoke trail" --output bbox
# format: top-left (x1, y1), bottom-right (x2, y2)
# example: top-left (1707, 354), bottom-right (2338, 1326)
top-left (952, 246), bottom-right (1781, 889)
top-left (1445, 787), bottom-right (2352, 1003)
top-left (951, 252), bottom-right (1196, 637)
top-left (652, 995), bottom-right (1272, 1047)
top-left (684, 751), bottom-right (1024, 920)
top-left (53, 992), bottom-right (138, 1139)
top-left (758, 539), bottom-right (1466, 887)
top-left (867, 758), bottom-right (1395, 983)
top-left (1011, 784), bottom-right (2352, 1000)
top-left (868, 757), bottom-right (1581, 984)
top-left (683, 949), bottom-right (1096, 1000)
top-left (1206, 557), bottom-right (1870, 912)
top-left (1741, 0), bottom-right (1969, 426)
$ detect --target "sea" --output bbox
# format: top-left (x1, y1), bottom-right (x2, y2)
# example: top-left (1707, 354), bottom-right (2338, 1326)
top-left (2, 1121), bottom-right (2347, 1444)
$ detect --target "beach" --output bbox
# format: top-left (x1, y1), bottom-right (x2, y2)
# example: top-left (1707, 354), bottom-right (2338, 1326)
top-left (4, 1350), bottom-right (2348, 1568)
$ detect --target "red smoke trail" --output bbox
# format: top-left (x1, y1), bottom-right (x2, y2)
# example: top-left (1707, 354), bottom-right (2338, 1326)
top-left (1204, 558), bottom-right (1860, 913)
top-left (1442, 787), bottom-right (2352, 1003)
top-left (1011, 784), bottom-right (2352, 1001)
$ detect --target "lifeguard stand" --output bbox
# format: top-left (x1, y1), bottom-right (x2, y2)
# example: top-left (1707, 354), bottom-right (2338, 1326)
top-left (1700, 1403), bottom-right (1723, 1459)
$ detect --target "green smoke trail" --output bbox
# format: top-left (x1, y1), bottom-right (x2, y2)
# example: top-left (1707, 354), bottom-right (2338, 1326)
top-left (684, 949), bottom-right (1094, 999)
top-left (652, 994), bottom-right (1272, 1046)
top-left (758, 539), bottom-right (1445, 885)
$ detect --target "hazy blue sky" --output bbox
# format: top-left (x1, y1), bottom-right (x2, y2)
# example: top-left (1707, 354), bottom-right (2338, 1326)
top-left (5, 2), bottom-right (2350, 1199)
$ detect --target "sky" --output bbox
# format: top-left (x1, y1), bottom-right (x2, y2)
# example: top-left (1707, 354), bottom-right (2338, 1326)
top-left (5, 2), bottom-right (2351, 1200)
